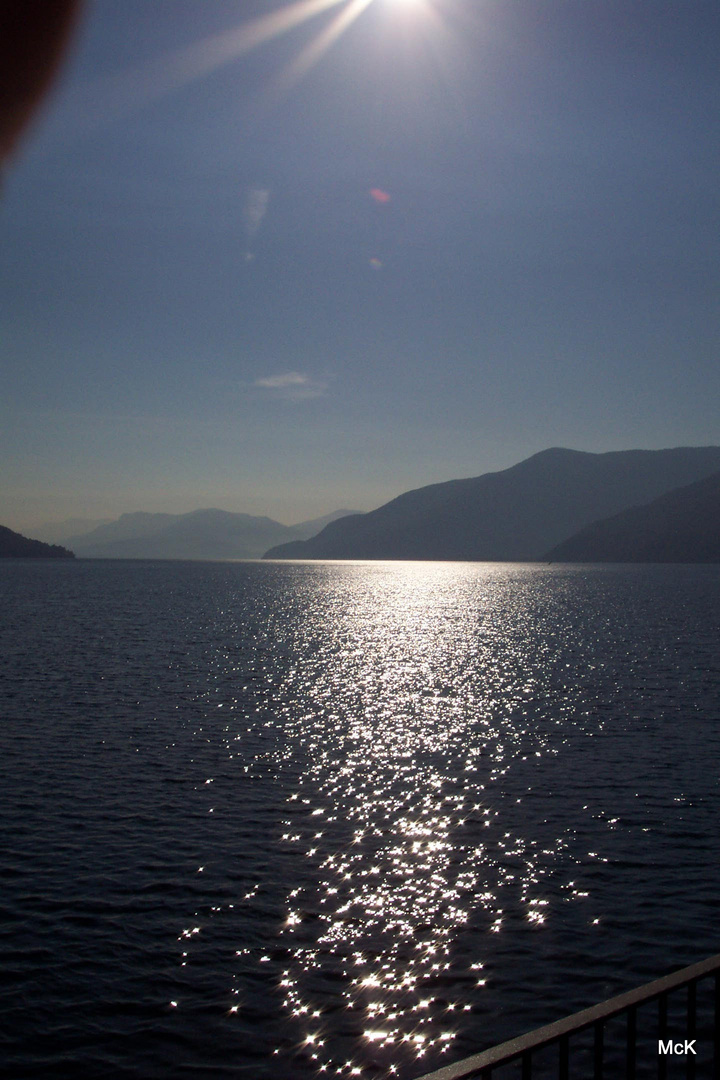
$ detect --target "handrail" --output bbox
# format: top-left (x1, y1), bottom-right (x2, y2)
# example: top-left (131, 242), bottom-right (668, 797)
top-left (414, 953), bottom-right (720, 1080)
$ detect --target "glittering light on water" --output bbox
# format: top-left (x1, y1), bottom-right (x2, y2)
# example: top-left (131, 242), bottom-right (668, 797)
top-left (173, 562), bottom-right (625, 1077)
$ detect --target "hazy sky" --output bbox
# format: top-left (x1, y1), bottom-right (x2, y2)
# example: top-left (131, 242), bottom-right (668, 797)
top-left (3, 0), bottom-right (719, 532)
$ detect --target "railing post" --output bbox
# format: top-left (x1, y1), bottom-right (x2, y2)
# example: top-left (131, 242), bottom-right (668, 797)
top-left (714, 973), bottom-right (720, 1080)
top-left (687, 980), bottom-right (697, 1080)
top-left (521, 1049), bottom-right (532, 1079)
top-left (626, 1004), bottom-right (637, 1080)
top-left (593, 1020), bottom-right (604, 1080)
top-left (558, 1033), bottom-right (569, 1080)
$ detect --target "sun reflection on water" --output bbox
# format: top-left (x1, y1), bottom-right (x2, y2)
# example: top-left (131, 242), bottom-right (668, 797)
top-left (234, 563), bottom-right (588, 1076)
top-left (178, 563), bottom-right (614, 1077)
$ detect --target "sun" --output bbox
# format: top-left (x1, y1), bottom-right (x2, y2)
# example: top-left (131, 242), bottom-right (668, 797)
top-left (384, 0), bottom-right (433, 17)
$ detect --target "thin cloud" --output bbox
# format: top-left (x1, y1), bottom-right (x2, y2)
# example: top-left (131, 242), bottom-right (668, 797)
top-left (242, 188), bottom-right (270, 239)
top-left (255, 372), bottom-right (306, 389)
top-left (253, 372), bottom-right (327, 401)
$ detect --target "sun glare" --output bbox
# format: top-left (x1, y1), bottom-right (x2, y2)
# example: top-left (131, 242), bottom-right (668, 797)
top-left (61, 0), bottom-right (447, 147)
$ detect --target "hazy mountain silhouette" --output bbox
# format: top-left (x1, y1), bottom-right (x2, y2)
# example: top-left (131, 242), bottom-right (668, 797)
top-left (264, 446), bottom-right (720, 561)
top-left (67, 512), bottom-right (185, 552)
top-left (68, 508), bottom-right (356, 560)
top-left (544, 469), bottom-right (720, 563)
top-left (0, 525), bottom-right (74, 558)
top-left (31, 517), bottom-right (113, 545)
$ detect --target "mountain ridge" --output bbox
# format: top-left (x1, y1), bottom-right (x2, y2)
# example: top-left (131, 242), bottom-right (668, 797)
top-left (264, 446), bottom-right (720, 561)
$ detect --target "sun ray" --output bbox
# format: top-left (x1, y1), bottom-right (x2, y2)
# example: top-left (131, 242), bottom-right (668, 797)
top-left (56, 0), bottom-right (349, 138)
top-left (270, 0), bottom-right (376, 98)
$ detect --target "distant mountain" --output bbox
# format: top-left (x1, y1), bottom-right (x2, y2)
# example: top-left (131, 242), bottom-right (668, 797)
top-left (544, 470), bottom-right (720, 563)
top-left (31, 517), bottom-right (113, 545)
top-left (295, 510), bottom-right (358, 540)
top-left (67, 512), bottom-right (185, 552)
top-left (68, 508), bottom-right (356, 560)
top-left (0, 525), bottom-right (74, 559)
top-left (264, 446), bottom-right (720, 561)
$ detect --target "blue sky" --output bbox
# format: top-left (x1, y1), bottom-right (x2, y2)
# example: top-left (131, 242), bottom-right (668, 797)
top-left (3, 0), bottom-right (719, 532)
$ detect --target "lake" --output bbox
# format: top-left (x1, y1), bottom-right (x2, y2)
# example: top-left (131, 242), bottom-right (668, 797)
top-left (1, 559), bottom-right (719, 1078)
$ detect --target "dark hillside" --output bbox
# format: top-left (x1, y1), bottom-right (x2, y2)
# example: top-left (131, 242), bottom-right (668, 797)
top-left (545, 470), bottom-right (720, 563)
top-left (0, 525), bottom-right (75, 558)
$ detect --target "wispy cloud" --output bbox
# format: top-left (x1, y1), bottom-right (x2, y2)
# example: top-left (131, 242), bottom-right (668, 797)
top-left (242, 188), bottom-right (270, 240)
top-left (253, 372), bottom-right (328, 401)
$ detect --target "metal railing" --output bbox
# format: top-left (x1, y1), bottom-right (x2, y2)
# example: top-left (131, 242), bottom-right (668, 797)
top-left (415, 953), bottom-right (720, 1080)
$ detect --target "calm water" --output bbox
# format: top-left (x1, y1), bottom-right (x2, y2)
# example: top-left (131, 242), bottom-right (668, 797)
top-left (1, 559), bottom-right (719, 1079)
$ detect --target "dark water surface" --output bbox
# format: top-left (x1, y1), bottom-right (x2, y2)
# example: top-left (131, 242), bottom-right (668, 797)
top-left (1, 560), bottom-right (719, 1079)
